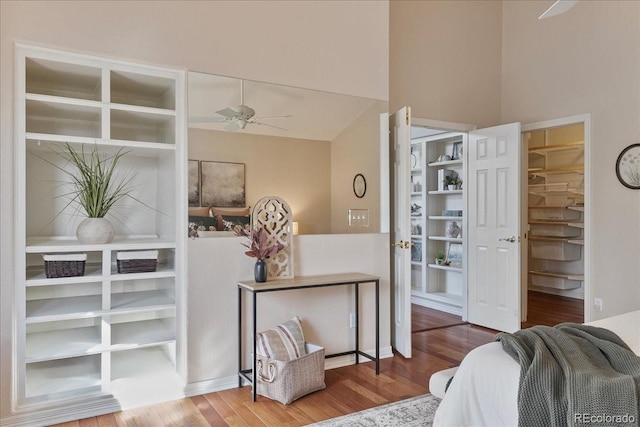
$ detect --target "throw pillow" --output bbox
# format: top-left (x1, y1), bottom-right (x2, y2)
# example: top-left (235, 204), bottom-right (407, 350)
top-left (188, 215), bottom-right (218, 237)
top-left (256, 316), bottom-right (307, 361)
top-left (221, 214), bottom-right (250, 232)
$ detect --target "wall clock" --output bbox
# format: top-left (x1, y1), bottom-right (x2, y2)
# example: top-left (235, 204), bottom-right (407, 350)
top-left (353, 173), bottom-right (366, 198)
top-left (616, 143), bottom-right (640, 189)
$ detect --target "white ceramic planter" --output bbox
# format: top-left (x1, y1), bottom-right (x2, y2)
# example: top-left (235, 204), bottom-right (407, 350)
top-left (76, 217), bottom-right (115, 244)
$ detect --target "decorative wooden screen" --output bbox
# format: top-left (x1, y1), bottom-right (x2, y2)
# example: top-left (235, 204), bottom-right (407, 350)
top-left (251, 196), bottom-right (294, 278)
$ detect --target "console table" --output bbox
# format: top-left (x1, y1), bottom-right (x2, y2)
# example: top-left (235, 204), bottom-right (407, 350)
top-left (237, 272), bottom-right (380, 401)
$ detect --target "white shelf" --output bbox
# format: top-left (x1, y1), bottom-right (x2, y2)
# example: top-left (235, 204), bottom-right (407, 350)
top-left (428, 159), bottom-right (463, 167)
top-left (26, 236), bottom-right (176, 253)
top-left (428, 236), bottom-right (463, 243)
top-left (428, 190), bottom-right (463, 195)
top-left (26, 263), bottom-right (103, 285)
top-left (428, 216), bottom-right (463, 221)
top-left (111, 290), bottom-right (174, 312)
top-left (26, 326), bottom-right (102, 363)
top-left (110, 345), bottom-right (183, 408)
top-left (26, 92), bottom-right (102, 109)
top-left (26, 295), bottom-right (102, 323)
top-left (25, 355), bottom-right (102, 399)
top-left (427, 263), bottom-right (462, 272)
top-left (111, 318), bottom-right (176, 350)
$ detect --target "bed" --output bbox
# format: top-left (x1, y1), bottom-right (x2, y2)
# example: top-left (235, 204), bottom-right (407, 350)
top-left (432, 310), bottom-right (640, 427)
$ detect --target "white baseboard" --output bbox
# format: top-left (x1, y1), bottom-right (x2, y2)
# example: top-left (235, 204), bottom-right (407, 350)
top-left (411, 296), bottom-right (462, 316)
top-left (0, 396), bottom-right (122, 427)
top-left (183, 375), bottom-right (239, 397)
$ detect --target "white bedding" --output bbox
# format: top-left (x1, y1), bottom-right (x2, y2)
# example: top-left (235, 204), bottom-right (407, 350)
top-left (433, 310), bottom-right (640, 427)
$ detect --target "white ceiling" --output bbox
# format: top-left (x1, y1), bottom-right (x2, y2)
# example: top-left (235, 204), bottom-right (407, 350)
top-left (187, 72), bottom-right (381, 141)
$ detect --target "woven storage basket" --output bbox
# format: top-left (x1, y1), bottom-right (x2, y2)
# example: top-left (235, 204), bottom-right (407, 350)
top-left (116, 250), bottom-right (158, 274)
top-left (42, 253), bottom-right (86, 278)
top-left (256, 343), bottom-right (326, 404)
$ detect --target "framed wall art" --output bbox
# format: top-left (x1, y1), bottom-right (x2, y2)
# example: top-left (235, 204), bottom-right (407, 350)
top-left (188, 160), bottom-right (200, 207)
top-left (201, 161), bottom-right (246, 207)
top-left (616, 143), bottom-right (640, 189)
top-left (446, 242), bottom-right (463, 268)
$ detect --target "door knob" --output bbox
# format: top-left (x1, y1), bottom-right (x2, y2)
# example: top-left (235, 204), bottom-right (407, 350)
top-left (499, 235), bottom-right (518, 243)
top-left (392, 240), bottom-right (411, 249)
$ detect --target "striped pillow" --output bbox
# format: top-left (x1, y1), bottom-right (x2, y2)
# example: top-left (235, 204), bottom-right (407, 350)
top-left (256, 316), bottom-right (306, 361)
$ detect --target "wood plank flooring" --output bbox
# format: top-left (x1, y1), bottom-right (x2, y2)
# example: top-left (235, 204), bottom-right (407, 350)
top-left (51, 292), bottom-right (580, 427)
top-left (521, 290), bottom-right (584, 329)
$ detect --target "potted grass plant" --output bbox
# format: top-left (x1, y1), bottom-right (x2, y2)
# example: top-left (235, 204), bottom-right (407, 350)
top-left (57, 143), bottom-right (133, 244)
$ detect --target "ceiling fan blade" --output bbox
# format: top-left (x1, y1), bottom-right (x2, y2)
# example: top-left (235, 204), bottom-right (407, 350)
top-left (253, 114), bottom-right (293, 120)
top-left (250, 120), bottom-right (289, 132)
top-left (189, 116), bottom-right (228, 123)
top-left (216, 107), bottom-right (240, 119)
top-left (538, 0), bottom-right (579, 20)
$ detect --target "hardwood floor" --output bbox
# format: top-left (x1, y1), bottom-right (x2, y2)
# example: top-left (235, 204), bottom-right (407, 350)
top-left (51, 294), bottom-right (581, 427)
top-left (51, 307), bottom-right (495, 427)
top-left (521, 290), bottom-right (584, 329)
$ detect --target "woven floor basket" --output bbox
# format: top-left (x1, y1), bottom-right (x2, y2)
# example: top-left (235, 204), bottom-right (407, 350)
top-left (256, 343), bottom-right (326, 404)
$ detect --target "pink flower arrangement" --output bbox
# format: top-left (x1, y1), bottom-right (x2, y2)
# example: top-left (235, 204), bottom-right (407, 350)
top-left (236, 227), bottom-right (284, 259)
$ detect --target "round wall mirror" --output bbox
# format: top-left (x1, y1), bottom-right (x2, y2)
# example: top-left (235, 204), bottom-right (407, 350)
top-left (616, 144), bottom-right (640, 189)
top-left (353, 173), bottom-right (366, 198)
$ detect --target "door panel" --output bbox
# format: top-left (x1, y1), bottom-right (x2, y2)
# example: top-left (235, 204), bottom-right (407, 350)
top-left (390, 107), bottom-right (412, 358)
top-left (467, 123), bottom-right (522, 333)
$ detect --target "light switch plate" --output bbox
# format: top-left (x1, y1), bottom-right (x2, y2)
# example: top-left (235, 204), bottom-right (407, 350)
top-left (348, 209), bottom-right (369, 227)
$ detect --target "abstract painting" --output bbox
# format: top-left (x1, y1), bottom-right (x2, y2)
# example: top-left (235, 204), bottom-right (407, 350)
top-left (200, 161), bottom-right (245, 207)
top-left (188, 160), bottom-right (200, 207)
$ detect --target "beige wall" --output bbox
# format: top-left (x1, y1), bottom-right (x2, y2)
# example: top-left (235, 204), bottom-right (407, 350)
top-left (389, 0), bottom-right (503, 128)
top-left (0, 1), bottom-right (389, 421)
top-left (390, 0), bottom-right (640, 321)
top-left (331, 101), bottom-right (388, 234)
top-left (189, 129), bottom-right (332, 234)
top-left (501, 0), bottom-right (640, 319)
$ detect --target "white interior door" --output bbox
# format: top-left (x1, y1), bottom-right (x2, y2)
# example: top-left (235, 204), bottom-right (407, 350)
top-left (390, 107), bottom-right (412, 358)
top-left (467, 123), bottom-right (522, 333)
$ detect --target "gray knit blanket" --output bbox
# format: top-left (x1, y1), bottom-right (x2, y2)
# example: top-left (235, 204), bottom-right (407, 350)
top-left (496, 323), bottom-right (640, 427)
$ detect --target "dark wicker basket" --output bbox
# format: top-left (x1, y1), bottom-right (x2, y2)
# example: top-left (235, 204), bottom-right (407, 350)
top-left (44, 260), bottom-right (85, 278)
top-left (117, 258), bottom-right (157, 274)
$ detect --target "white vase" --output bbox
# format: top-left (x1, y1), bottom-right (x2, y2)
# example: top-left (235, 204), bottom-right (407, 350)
top-left (76, 217), bottom-right (115, 244)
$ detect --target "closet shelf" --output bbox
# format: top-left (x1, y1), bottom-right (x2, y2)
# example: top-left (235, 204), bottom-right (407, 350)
top-left (529, 236), bottom-right (583, 244)
top-left (529, 270), bottom-right (584, 281)
top-left (528, 165), bottom-right (584, 175)
top-left (528, 220), bottom-right (583, 226)
top-left (428, 216), bottom-right (463, 221)
top-left (528, 270), bottom-right (583, 290)
top-left (528, 141), bottom-right (584, 153)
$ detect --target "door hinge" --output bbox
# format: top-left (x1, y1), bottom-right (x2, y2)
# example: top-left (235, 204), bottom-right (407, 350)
top-left (405, 108), bottom-right (410, 126)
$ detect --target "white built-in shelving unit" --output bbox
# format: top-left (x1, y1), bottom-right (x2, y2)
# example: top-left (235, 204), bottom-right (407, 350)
top-left (15, 44), bottom-right (186, 408)
top-left (410, 132), bottom-right (466, 315)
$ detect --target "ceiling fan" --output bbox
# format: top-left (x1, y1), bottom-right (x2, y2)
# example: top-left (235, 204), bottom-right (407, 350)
top-left (189, 79), bottom-right (292, 132)
top-left (538, 0), bottom-right (579, 20)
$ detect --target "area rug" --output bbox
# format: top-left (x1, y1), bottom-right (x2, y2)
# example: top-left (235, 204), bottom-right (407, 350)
top-left (305, 394), bottom-right (441, 427)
